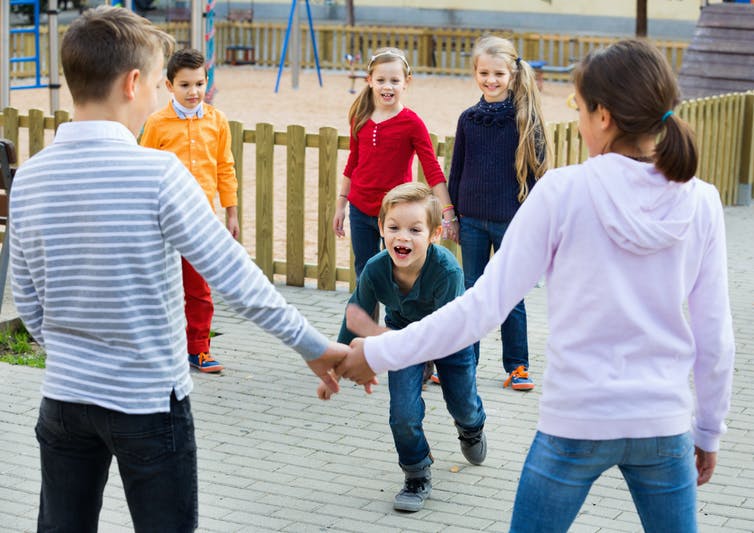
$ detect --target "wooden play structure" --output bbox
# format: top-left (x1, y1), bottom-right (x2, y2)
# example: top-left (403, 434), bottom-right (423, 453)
top-left (679, 2), bottom-right (754, 99)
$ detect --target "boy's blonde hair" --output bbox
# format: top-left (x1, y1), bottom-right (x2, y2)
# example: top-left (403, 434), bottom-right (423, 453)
top-left (471, 35), bottom-right (552, 202)
top-left (378, 182), bottom-right (441, 233)
top-left (348, 47), bottom-right (412, 138)
top-left (61, 5), bottom-right (174, 104)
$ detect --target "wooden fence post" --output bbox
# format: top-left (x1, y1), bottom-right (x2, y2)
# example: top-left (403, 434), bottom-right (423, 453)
top-left (229, 120), bottom-right (244, 245)
top-left (28, 109), bottom-right (45, 156)
top-left (739, 92), bottom-right (754, 205)
top-left (255, 123), bottom-right (275, 280)
top-left (317, 127), bottom-right (338, 290)
top-left (2, 108), bottom-right (19, 152)
top-left (286, 125), bottom-right (306, 286)
top-left (53, 110), bottom-right (69, 132)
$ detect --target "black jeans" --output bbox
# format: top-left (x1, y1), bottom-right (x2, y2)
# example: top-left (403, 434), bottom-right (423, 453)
top-left (35, 392), bottom-right (198, 533)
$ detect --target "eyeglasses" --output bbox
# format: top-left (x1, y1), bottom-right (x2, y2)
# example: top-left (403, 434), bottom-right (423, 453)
top-left (566, 92), bottom-right (578, 110)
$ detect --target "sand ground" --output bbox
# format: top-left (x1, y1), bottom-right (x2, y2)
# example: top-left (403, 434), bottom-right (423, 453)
top-left (7, 67), bottom-right (576, 267)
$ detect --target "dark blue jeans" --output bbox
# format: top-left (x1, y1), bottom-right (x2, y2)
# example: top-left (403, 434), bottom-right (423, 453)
top-left (388, 345), bottom-right (486, 471)
top-left (35, 393), bottom-right (198, 533)
top-left (349, 204), bottom-right (382, 278)
top-left (459, 216), bottom-right (529, 373)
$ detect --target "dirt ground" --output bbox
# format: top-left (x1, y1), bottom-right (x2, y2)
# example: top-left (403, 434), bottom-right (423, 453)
top-left (7, 66), bottom-right (576, 269)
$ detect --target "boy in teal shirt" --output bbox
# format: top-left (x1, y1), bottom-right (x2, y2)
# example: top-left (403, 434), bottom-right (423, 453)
top-left (319, 182), bottom-right (486, 513)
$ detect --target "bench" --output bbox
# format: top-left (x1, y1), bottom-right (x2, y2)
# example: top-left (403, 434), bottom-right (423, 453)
top-left (527, 61), bottom-right (577, 90)
top-left (226, 45), bottom-right (256, 65)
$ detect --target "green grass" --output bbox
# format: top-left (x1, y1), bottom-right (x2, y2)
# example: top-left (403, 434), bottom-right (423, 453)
top-left (0, 323), bottom-right (45, 368)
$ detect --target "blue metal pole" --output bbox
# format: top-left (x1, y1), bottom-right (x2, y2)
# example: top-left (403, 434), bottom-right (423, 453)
top-left (274, 0), bottom-right (297, 93)
top-left (304, 0), bottom-right (322, 87)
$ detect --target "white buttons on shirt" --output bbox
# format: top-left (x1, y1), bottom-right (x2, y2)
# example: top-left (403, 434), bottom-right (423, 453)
top-left (372, 125), bottom-right (377, 146)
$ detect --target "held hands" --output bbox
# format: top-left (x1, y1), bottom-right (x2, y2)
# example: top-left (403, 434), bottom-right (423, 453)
top-left (442, 218), bottom-right (459, 243)
top-left (306, 341), bottom-right (350, 394)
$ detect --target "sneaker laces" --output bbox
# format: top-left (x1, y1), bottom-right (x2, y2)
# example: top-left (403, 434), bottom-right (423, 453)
top-left (458, 432), bottom-right (483, 446)
top-left (198, 352), bottom-right (216, 365)
top-left (404, 477), bottom-right (429, 494)
top-left (503, 365), bottom-right (529, 388)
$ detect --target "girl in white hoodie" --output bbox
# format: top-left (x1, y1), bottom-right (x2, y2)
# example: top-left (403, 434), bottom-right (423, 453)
top-left (338, 39), bottom-right (735, 533)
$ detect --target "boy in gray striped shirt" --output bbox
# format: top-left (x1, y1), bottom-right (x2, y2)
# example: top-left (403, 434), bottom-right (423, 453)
top-left (9, 6), bottom-right (347, 532)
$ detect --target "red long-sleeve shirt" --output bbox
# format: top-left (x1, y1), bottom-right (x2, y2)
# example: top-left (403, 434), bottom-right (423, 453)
top-left (343, 107), bottom-right (446, 216)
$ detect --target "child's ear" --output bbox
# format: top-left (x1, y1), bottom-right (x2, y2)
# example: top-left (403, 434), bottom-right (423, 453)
top-left (165, 79), bottom-right (174, 93)
top-left (378, 219), bottom-right (385, 238)
top-left (123, 69), bottom-right (140, 101)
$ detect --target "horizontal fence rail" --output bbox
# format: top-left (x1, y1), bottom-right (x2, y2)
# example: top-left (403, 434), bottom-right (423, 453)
top-left (2, 92), bottom-right (752, 289)
top-left (7, 21), bottom-right (689, 80)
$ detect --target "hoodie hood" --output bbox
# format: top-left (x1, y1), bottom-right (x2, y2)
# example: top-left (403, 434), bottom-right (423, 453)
top-left (584, 153), bottom-right (697, 255)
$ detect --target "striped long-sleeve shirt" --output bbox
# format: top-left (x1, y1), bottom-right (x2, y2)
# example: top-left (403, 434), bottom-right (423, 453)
top-left (10, 120), bottom-right (329, 414)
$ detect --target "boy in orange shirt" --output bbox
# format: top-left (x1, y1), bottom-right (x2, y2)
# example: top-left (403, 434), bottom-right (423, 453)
top-left (141, 48), bottom-right (238, 373)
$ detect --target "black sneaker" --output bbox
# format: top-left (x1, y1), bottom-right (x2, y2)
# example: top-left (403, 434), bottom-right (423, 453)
top-left (456, 424), bottom-right (487, 465)
top-left (393, 470), bottom-right (432, 512)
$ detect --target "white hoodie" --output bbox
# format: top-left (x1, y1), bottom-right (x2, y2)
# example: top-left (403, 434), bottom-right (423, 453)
top-left (364, 153), bottom-right (735, 451)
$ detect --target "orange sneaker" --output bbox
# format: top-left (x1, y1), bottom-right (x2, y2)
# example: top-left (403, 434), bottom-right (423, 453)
top-left (188, 352), bottom-right (224, 373)
top-left (503, 365), bottom-right (534, 391)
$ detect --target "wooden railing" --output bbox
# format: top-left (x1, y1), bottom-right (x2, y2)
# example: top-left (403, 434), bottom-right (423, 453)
top-left (8, 21), bottom-right (689, 80)
top-left (2, 92), bottom-right (752, 289)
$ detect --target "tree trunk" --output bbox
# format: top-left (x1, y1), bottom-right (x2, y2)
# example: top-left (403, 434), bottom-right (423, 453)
top-left (346, 0), bottom-right (354, 26)
top-left (636, 0), bottom-right (647, 37)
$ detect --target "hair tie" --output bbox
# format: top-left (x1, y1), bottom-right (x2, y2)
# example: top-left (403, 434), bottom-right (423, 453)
top-left (661, 110), bottom-right (674, 123)
top-left (515, 57), bottom-right (522, 66)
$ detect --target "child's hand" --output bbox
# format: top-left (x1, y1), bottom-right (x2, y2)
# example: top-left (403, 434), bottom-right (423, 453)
top-left (346, 304), bottom-right (389, 337)
top-left (332, 206), bottom-right (346, 238)
top-left (226, 206), bottom-right (240, 239)
top-left (317, 379), bottom-right (335, 400)
top-left (336, 337), bottom-right (378, 386)
top-left (442, 218), bottom-right (459, 243)
top-left (307, 341), bottom-right (349, 394)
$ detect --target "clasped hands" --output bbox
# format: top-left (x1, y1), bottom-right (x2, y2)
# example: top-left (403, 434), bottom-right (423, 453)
top-left (308, 304), bottom-right (384, 399)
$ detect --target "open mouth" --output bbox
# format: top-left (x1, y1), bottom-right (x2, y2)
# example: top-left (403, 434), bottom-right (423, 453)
top-left (394, 245), bottom-right (411, 258)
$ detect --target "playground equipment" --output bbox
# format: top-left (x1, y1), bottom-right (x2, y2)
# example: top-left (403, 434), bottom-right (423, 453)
top-left (274, 0), bottom-right (323, 92)
top-left (344, 52), bottom-right (365, 94)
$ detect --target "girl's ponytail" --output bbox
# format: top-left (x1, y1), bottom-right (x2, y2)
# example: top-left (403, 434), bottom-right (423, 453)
top-left (654, 113), bottom-right (698, 183)
top-left (575, 39), bottom-right (698, 183)
top-left (511, 58), bottom-right (551, 201)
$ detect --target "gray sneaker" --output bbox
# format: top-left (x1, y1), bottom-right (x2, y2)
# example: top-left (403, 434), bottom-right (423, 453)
top-left (393, 468), bottom-right (432, 512)
top-left (456, 424), bottom-right (487, 465)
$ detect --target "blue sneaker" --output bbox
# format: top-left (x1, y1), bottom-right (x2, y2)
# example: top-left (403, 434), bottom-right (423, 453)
top-left (504, 365), bottom-right (534, 391)
top-left (188, 352), bottom-right (224, 373)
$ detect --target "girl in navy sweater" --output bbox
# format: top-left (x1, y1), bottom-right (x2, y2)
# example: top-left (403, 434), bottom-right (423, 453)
top-left (448, 35), bottom-right (551, 390)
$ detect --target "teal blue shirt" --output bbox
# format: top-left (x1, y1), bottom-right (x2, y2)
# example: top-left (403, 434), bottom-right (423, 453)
top-left (338, 244), bottom-right (465, 344)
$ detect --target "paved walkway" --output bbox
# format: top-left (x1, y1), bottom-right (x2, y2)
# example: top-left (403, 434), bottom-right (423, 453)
top-left (0, 205), bottom-right (752, 533)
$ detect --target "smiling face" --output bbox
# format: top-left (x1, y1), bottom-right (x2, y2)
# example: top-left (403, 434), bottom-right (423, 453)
top-left (379, 201), bottom-right (441, 274)
top-left (166, 66), bottom-right (206, 109)
top-left (474, 53), bottom-right (512, 103)
top-left (367, 60), bottom-right (408, 111)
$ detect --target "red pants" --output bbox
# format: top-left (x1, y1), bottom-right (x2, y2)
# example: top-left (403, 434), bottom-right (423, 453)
top-left (182, 258), bottom-right (214, 355)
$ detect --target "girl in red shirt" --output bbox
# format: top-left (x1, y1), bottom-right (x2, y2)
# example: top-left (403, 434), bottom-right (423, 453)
top-left (332, 47), bottom-right (458, 278)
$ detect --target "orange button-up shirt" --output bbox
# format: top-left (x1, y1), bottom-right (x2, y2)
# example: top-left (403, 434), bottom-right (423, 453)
top-left (141, 103), bottom-right (237, 210)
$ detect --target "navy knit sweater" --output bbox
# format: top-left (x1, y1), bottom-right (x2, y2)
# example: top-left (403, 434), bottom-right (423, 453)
top-left (448, 96), bottom-right (537, 223)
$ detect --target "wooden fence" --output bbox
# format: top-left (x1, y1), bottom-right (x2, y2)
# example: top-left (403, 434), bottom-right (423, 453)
top-left (8, 21), bottom-right (688, 80)
top-left (2, 92), bottom-right (752, 290)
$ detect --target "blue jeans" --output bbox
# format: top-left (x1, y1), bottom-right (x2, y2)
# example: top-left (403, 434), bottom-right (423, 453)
top-left (349, 204), bottom-right (382, 278)
top-left (510, 431), bottom-right (697, 533)
top-left (35, 393), bottom-right (198, 533)
top-left (459, 216), bottom-right (528, 373)
top-left (387, 345), bottom-right (486, 472)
